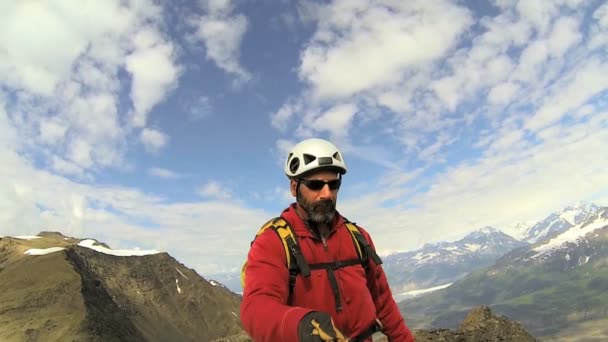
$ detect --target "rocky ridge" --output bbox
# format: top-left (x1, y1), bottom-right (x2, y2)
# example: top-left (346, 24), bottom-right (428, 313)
top-left (0, 232), bottom-right (243, 342)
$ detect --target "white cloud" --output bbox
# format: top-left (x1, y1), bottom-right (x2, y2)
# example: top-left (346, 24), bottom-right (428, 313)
top-left (197, 180), bottom-right (233, 200)
top-left (1, 0), bottom-right (181, 175)
top-left (0, 101), bottom-right (18, 149)
top-left (271, 99), bottom-right (302, 132)
top-left (51, 155), bottom-right (87, 178)
top-left (547, 16), bottom-right (582, 58)
top-left (311, 103), bottom-right (358, 139)
top-left (299, 0), bottom-right (473, 100)
top-left (275, 0), bottom-right (605, 165)
top-left (525, 57), bottom-right (608, 132)
top-left (126, 29), bottom-right (181, 127)
top-left (38, 117), bottom-right (68, 145)
top-left (594, 2), bottom-right (608, 27)
top-left (487, 82), bottom-right (520, 105)
top-left (149, 167), bottom-right (180, 179)
top-left (193, 0), bottom-right (251, 81)
top-left (183, 95), bottom-right (213, 121)
top-left (140, 128), bottom-right (168, 152)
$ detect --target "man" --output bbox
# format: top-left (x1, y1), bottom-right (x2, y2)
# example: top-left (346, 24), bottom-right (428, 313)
top-left (240, 138), bottom-right (414, 342)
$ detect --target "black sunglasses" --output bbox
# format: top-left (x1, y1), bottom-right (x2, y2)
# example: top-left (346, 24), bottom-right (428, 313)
top-left (298, 178), bottom-right (342, 191)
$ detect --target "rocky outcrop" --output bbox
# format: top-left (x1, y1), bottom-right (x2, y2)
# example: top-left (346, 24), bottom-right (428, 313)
top-left (413, 306), bottom-right (539, 342)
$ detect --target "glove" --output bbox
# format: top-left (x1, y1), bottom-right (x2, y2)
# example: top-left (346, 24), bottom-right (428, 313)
top-left (298, 311), bottom-right (348, 342)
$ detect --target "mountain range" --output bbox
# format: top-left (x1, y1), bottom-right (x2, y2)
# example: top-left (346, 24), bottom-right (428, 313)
top-left (382, 202), bottom-right (601, 300)
top-left (383, 227), bottom-right (528, 300)
top-left (400, 205), bottom-right (608, 340)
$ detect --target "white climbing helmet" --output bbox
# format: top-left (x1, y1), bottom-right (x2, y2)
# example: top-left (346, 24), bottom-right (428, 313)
top-left (284, 138), bottom-right (348, 178)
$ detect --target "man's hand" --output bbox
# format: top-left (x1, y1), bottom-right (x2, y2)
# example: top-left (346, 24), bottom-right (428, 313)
top-left (298, 311), bottom-right (348, 342)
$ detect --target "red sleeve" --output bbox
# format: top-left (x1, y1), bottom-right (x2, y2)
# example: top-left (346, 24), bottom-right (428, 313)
top-left (240, 228), bottom-right (313, 342)
top-left (362, 229), bottom-right (415, 342)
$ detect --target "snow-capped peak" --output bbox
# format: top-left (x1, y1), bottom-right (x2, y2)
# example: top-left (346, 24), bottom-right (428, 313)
top-left (504, 203), bottom-right (601, 244)
top-left (462, 226), bottom-right (506, 241)
top-left (479, 226), bottom-right (500, 235)
top-left (534, 207), bottom-right (608, 255)
top-left (559, 202), bottom-right (600, 225)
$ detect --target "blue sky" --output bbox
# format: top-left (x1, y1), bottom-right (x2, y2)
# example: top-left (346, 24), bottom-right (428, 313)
top-left (2, 0), bottom-right (608, 281)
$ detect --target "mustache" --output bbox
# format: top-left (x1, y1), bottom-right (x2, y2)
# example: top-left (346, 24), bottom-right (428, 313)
top-left (312, 199), bottom-right (335, 209)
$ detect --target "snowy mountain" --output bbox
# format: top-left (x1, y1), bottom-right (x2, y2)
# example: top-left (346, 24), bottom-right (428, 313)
top-left (401, 206), bottom-right (608, 340)
top-left (511, 202), bottom-right (600, 243)
top-left (384, 226), bottom-right (527, 300)
top-left (502, 206), bottom-right (608, 268)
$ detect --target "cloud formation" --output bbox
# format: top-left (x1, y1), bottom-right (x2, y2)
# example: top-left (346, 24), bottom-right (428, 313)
top-left (192, 0), bottom-right (251, 81)
top-left (149, 167), bottom-right (180, 179)
top-left (140, 128), bottom-right (169, 152)
top-left (1, 0), bottom-right (181, 175)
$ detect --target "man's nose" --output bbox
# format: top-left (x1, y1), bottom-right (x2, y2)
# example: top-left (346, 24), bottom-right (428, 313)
top-left (318, 183), bottom-right (333, 197)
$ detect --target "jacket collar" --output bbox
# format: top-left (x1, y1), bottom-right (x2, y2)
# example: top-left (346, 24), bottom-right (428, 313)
top-left (281, 203), bottom-right (345, 239)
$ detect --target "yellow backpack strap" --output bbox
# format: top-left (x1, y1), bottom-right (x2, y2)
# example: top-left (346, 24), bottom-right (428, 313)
top-left (241, 217), bottom-right (281, 289)
top-left (345, 222), bottom-right (383, 266)
top-left (241, 217), bottom-right (310, 292)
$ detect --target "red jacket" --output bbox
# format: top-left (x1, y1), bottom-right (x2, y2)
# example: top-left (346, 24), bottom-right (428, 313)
top-left (241, 204), bottom-right (414, 341)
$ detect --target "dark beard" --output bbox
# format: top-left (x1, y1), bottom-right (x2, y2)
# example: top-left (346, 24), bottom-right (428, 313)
top-left (298, 196), bottom-right (336, 225)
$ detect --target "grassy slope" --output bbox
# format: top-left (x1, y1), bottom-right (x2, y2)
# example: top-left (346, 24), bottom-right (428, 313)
top-left (401, 261), bottom-right (608, 338)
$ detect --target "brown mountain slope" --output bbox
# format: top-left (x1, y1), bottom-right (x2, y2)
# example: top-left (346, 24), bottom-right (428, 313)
top-left (0, 233), bottom-right (243, 342)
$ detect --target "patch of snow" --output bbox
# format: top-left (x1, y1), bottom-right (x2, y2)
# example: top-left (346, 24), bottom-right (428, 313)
top-left (14, 236), bottom-right (41, 240)
top-left (210, 280), bottom-right (220, 287)
top-left (78, 239), bottom-right (160, 256)
top-left (479, 227), bottom-right (498, 234)
top-left (534, 216), bottom-right (608, 254)
top-left (585, 256), bottom-right (590, 264)
top-left (176, 268), bottom-right (189, 280)
top-left (444, 246), bottom-right (459, 251)
top-left (464, 243), bottom-right (481, 252)
top-left (413, 252), bottom-right (439, 261)
top-left (176, 278), bottom-right (182, 294)
top-left (25, 247), bottom-right (65, 255)
top-left (566, 254), bottom-right (571, 261)
top-left (396, 282), bottom-right (453, 299)
top-left (560, 210), bottom-right (578, 226)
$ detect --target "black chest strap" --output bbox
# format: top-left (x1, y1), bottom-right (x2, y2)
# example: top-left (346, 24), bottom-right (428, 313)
top-left (308, 259), bottom-right (362, 312)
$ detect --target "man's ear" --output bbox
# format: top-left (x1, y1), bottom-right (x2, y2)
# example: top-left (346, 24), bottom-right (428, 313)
top-left (290, 179), bottom-right (297, 197)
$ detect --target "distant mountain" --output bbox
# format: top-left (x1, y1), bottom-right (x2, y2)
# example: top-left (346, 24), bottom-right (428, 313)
top-left (0, 232), bottom-right (244, 342)
top-left (383, 227), bottom-right (527, 300)
top-left (510, 202), bottom-right (600, 243)
top-left (400, 207), bottom-right (608, 340)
